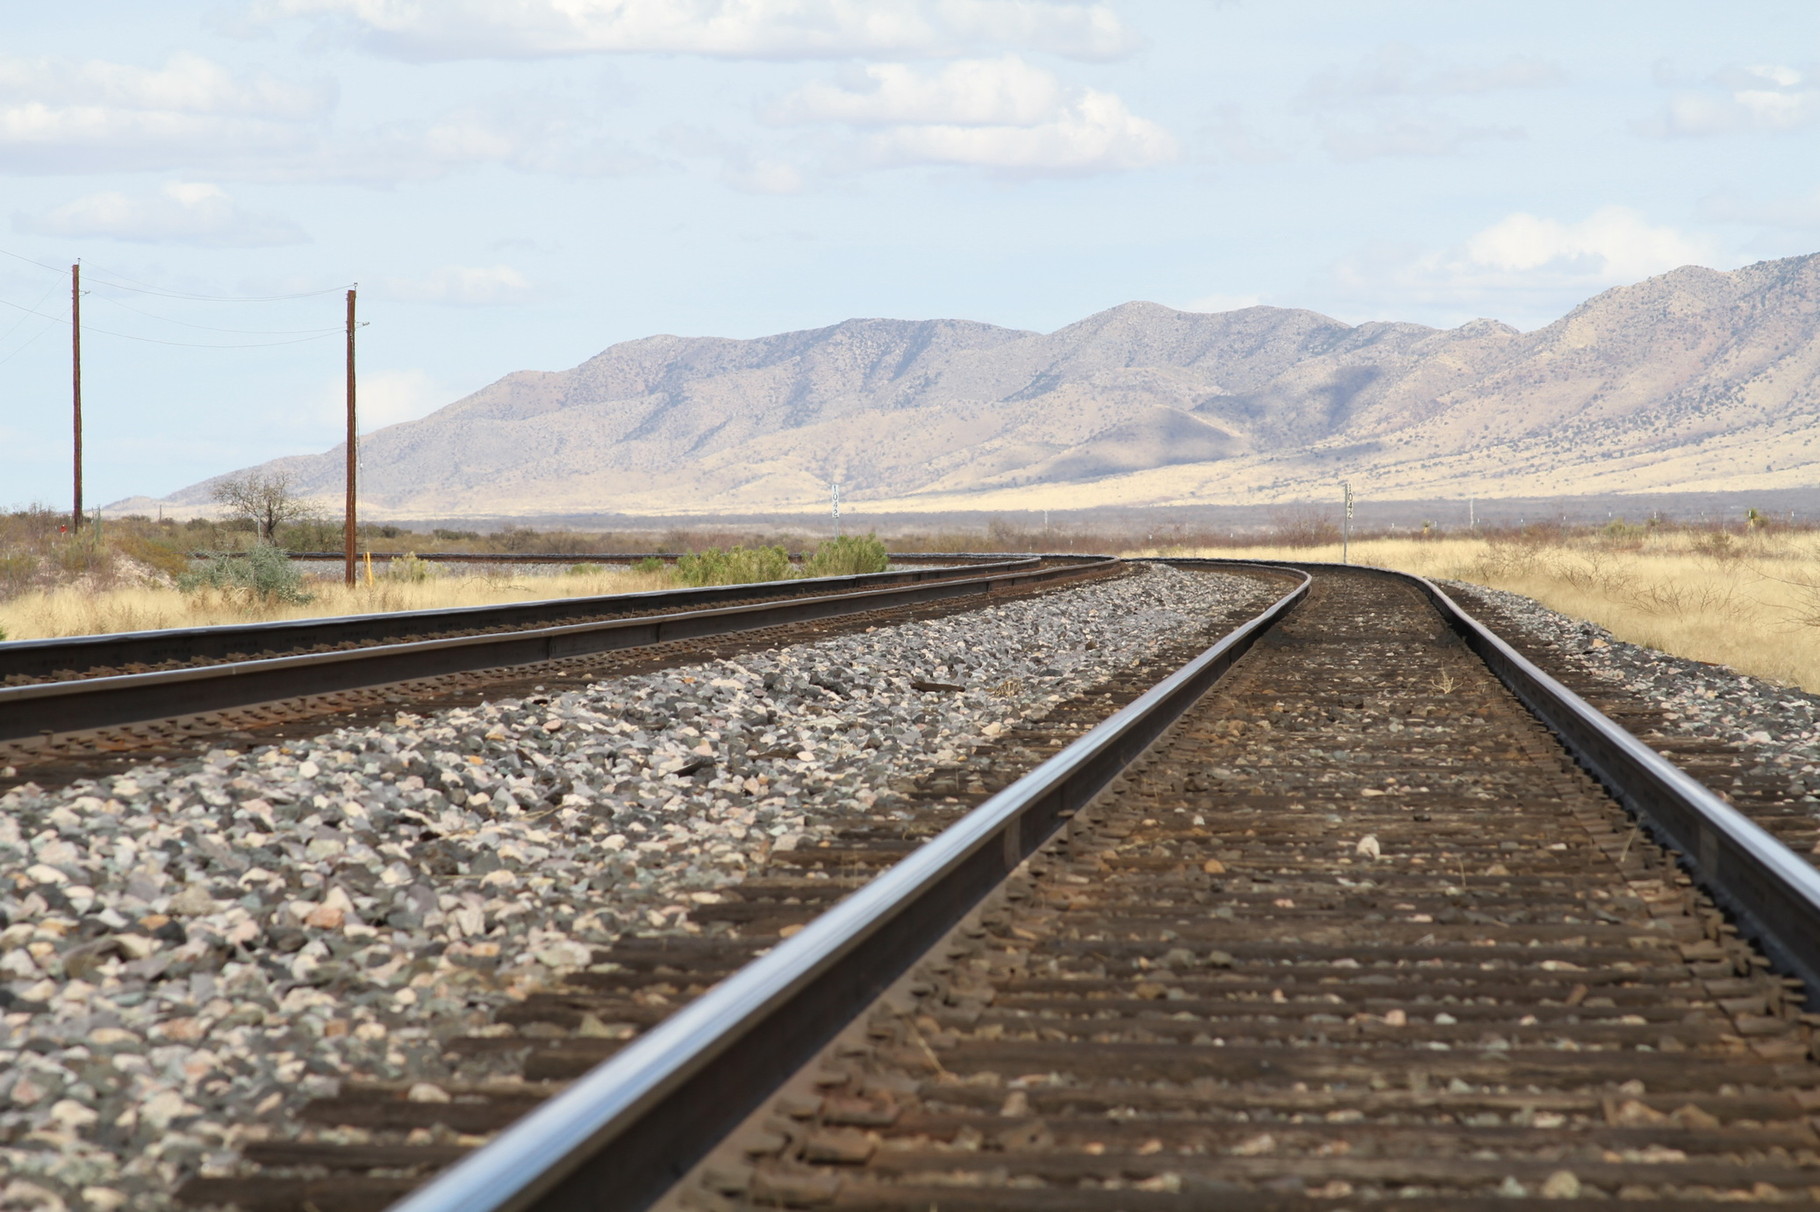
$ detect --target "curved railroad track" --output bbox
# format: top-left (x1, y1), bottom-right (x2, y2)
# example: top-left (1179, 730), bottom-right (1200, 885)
top-left (14, 558), bottom-right (1820, 1209)
top-left (317, 562), bottom-right (1820, 1212)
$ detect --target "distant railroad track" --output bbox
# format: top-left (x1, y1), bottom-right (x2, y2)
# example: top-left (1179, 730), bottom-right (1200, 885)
top-left (0, 558), bottom-right (1111, 749)
top-left (266, 562), bottom-right (1820, 1212)
top-left (267, 551), bottom-right (1023, 566)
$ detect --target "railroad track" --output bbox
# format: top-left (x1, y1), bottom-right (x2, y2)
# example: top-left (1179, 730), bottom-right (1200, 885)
top-left (173, 573), bottom-right (1286, 1211)
top-left (0, 558), bottom-right (1108, 753)
top-left (0, 558), bottom-right (1055, 686)
top-left (302, 563), bottom-right (1820, 1212)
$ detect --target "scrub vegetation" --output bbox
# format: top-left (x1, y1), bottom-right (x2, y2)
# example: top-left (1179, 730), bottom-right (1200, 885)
top-left (0, 509), bottom-right (893, 641)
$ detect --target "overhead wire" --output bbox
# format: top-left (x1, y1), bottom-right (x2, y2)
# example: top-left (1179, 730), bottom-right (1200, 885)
top-left (88, 292), bottom-right (344, 336)
top-left (0, 279), bottom-right (60, 351)
top-left (0, 290), bottom-right (64, 369)
top-left (0, 244), bottom-right (348, 302)
top-left (0, 294), bottom-right (341, 349)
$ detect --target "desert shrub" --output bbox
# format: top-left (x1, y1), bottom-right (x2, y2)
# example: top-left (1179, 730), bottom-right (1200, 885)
top-left (1692, 530), bottom-right (1737, 559)
top-left (386, 552), bottom-right (436, 583)
top-left (632, 556), bottom-right (665, 574)
top-left (1266, 508), bottom-right (1342, 547)
top-left (433, 528), bottom-right (481, 542)
top-left (804, 533), bottom-right (889, 577)
top-left (179, 544), bottom-right (311, 605)
top-left (674, 545), bottom-right (793, 587)
top-left (0, 552), bottom-right (36, 598)
top-left (277, 517), bottom-right (342, 551)
top-left (568, 562), bottom-right (605, 576)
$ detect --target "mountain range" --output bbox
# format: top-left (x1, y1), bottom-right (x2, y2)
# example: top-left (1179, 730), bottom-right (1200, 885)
top-left (144, 252), bottom-right (1820, 518)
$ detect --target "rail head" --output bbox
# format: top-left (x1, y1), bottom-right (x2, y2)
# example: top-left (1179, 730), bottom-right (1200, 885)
top-left (388, 564), bottom-right (1311, 1212)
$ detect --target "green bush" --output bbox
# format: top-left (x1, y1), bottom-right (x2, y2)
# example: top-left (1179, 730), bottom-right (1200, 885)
top-left (804, 533), bottom-right (889, 578)
top-left (674, 545), bottom-right (793, 587)
top-left (386, 552), bottom-right (436, 583)
top-left (179, 543), bottom-right (312, 604)
top-left (632, 557), bottom-right (665, 574)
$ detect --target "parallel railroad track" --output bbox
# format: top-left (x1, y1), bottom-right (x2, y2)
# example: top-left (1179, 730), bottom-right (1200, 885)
top-left (0, 559), bottom-right (1111, 753)
top-left (0, 559), bottom-right (1056, 687)
top-left (328, 563), bottom-right (1820, 1212)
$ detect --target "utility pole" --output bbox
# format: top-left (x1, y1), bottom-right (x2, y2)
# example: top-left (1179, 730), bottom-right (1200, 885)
top-left (344, 287), bottom-right (357, 587)
top-left (1341, 479), bottom-right (1354, 565)
top-left (71, 262), bottom-right (82, 534)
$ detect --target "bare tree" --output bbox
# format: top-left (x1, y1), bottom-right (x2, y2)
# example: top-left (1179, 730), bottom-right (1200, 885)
top-left (212, 471), bottom-right (314, 544)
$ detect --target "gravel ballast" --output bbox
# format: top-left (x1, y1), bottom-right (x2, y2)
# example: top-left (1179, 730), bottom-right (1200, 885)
top-left (0, 565), bottom-right (1275, 1210)
top-left (1449, 581), bottom-right (1820, 801)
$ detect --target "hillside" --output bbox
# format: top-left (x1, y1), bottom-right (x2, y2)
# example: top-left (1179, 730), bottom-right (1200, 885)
top-left (148, 253), bottom-right (1820, 517)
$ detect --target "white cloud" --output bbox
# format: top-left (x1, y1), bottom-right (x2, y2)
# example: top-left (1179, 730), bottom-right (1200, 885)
top-left (0, 52), bottom-right (328, 174)
top-left (768, 57), bottom-right (1175, 175)
top-left (1459, 208), bottom-right (1714, 282)
top-left (14, 183), bottom-right (308, 248)
top-left (253, 0), bottom-right (1136, 62)
top-left (1301, 44), bottom-right (1565, 105)
top-left (376, 265), bottom-right (535, 305)
top-left (356, 368), bottom-right (445, 427)
top-left (1638, 63), bottom-right (1820, 137)
top-left (767, 56), bottom-right (1066, 126)
top-left (295, 367), bottom-right (446, 439)
top-left (0, 51), bottom-right (328, 118)
top-left (1326, 207), bottom-right (1722, 327)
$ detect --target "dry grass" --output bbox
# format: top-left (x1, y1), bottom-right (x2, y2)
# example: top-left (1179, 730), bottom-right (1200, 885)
top-left (0, 565), bottom-right (676, 641)
top-left (1143, 531), bottom-right (1820, 693)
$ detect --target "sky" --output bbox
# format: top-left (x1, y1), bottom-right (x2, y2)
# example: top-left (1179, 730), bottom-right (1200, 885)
top-left (3, 0), bottom-right (1820, 510)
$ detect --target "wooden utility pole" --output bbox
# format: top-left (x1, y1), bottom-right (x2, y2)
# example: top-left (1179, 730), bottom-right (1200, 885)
top-left (344, 287), bottom-right (357, 587)
top-left (71, 262), bottom-right (82, 533)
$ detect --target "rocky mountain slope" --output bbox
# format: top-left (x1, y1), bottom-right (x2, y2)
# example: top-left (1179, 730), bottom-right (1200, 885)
top-left (153, 252), bottom-right (1820, 516)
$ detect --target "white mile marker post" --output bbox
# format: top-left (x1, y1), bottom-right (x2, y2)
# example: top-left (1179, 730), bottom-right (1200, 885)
top-left (1342, 480), bottom-right (1354, 565)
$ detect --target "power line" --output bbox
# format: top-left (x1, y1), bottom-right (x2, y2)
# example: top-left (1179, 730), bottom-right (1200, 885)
top-left (89, 292), bottom-right (344, 336)
top-left (0, 244), bottom-right (348, 302)
top-left (0, 280), bottom-right (60, 351)
top-left (0, 307), bottom-right (63, 369)
top-left (83, 267), bottom-right (347, 303)
top-left (0, 294), bottom-right (343, 349)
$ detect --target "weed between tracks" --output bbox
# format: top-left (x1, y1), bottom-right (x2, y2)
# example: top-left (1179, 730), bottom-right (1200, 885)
top-left (1152, 532), bottom-right (1820, 693)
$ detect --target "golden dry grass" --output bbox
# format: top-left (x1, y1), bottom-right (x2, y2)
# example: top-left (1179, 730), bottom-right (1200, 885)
top-left (0, 565), bottom-right (676, 641)
top-left (1143, 531), bottom-right (1820, 693)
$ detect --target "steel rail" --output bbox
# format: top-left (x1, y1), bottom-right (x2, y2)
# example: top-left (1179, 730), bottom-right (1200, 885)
top-left (0, 560), bottom-right (1110, 744)
top-left (1412, 574), bottom-right (1820, 1007)
top-left (1154, 556), bottom-right (1820, 1009)
top-left (273, 551), bottom-right (1028, 566)
top-left (0, 558), bottom-right (1038, 682)
top-left (388, 565), bottom-right (1313, 1212)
